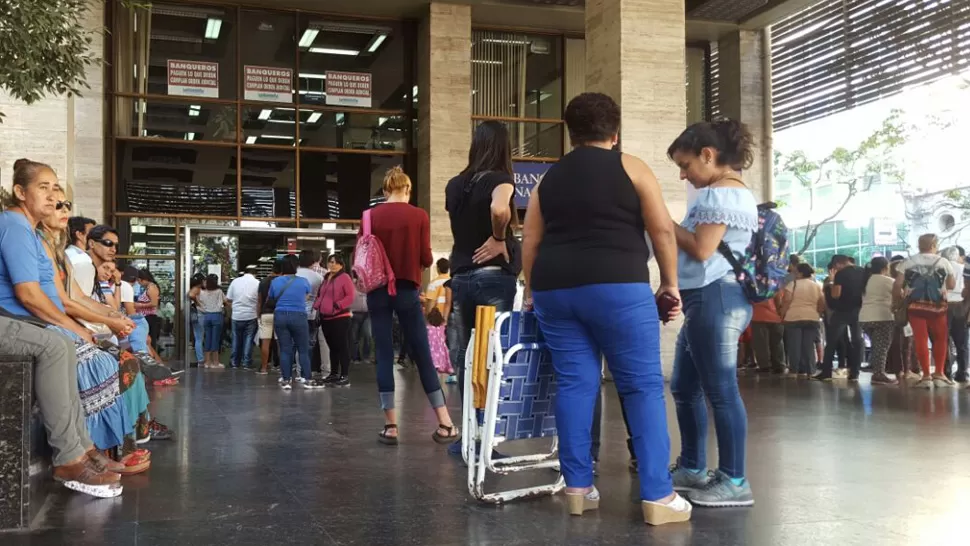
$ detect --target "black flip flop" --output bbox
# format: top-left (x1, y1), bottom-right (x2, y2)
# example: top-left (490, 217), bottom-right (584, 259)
top-left (378, 424), bottom-right (399, 445)
top-left (432, 424), bottom-right (460, 445)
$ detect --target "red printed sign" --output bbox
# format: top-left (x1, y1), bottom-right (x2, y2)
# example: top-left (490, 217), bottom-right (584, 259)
top-left (167, 60), bottom-right (219, 98)
top-left (244, 65), bottom-right (293, 103)
top-left (325, 71), bottom-right (372, 108)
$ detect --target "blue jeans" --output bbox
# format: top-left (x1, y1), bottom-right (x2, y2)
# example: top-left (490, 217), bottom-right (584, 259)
top-left (368, 281), bottom-right (445, 410)
top-left (275, 311), bottom-right (311, 381)
top-left (350, 312), bottom-right (372, 361)
top-left (202, 312), bottom-right (224, 352)
top-left (451, 268), bottom-right (517, 398)
top-left (671, 275), bottom-right (753, 479)
top-left (191, 312), bottom-right (203, 362)
top-left (126, 315), bottom-right (150, 354)
top-left (230, 319), bottom-right (258, 368)
top-left (534, 283), bottom-right (672, 501)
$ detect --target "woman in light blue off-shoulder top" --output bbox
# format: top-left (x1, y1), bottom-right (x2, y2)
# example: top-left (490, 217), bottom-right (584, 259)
top-left (665, 119), bottom-right (759, 509)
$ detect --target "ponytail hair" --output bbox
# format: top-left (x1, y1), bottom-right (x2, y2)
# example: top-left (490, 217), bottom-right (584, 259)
top-left (383, 165), bottom-right (411, 195)
top-left (666, 118), bottom-right (754, 170)
top-left (862, 256), bottom-right (889, 294)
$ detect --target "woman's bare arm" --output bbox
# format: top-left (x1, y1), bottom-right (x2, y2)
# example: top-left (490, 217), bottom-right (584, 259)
top-left (521, 185), bottom-right (544, 304)
top-left (621, 154), bottom-right (678, 289)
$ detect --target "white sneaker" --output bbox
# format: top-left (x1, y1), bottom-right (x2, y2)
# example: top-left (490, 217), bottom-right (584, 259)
top-left (906, 371), bottom-right (922, 381)
top-left (933, 375), bottom-right (955, 388)
top-left (913, 378), bottom-right (934, 389)
top-left (296, 377), bottom-right (306, 384)
top-left (280, 380), bottom-right (292, 391)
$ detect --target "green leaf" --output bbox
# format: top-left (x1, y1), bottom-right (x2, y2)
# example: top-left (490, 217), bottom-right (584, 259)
top-left (0, 1), bottom-right (148, 122)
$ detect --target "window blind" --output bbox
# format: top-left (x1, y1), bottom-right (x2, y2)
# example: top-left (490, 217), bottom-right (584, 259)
top-left (772, 0), bottom-right (970, 131)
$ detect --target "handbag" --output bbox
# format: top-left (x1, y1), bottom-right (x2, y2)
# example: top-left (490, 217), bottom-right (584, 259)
top-left (893, 301), bottom-right (909, 327)
top-left (78, 319), bottom-right (114, 337)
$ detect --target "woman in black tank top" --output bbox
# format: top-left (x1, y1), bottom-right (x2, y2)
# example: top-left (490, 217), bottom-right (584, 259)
top-left (521, 93), bottom-right (690, 525)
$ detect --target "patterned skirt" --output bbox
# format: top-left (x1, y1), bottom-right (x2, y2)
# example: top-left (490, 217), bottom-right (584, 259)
top-left (118, 350), bottom-right (151, 439)
top-left (47, 325), bottom-right (133, 450)
top-left (427, 324), bottom-right (452, 374)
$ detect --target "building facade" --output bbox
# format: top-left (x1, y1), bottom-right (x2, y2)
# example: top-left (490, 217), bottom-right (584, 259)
top-left (0, 0), bottom-right (784, 362)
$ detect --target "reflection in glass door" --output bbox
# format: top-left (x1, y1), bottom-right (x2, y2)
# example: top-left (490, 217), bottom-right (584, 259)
top-left (181, 225), bottom-right (358, 367)
top-left (125, 258), bottom-right (179, 360)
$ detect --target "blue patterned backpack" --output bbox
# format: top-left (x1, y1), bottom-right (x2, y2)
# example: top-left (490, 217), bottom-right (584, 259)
top-left (717, 203), bottom-right (790, 303)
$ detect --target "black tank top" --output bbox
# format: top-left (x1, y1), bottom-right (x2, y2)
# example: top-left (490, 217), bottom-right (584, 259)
top-left (531, 146), bottom-right (650, 291)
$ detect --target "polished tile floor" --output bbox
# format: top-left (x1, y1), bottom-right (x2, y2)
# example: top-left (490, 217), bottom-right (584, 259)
top-left (10, 366), bottom-right (970, 546)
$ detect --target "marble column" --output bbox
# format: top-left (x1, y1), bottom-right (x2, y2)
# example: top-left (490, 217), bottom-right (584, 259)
top-left (717, 29), bottom-right (772, 203)
top-left (586, 0), bottom-right (687, 369)
top-left (0, 356), bottom-right (33, 530)
top-left (0, 2), bottom-right (104, 222)
top-left (417, 2), bottom-right (472, 259)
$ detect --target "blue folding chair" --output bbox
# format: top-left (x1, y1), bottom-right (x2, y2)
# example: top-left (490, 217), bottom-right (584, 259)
top-left (463, 310), bottom-right (564, 503)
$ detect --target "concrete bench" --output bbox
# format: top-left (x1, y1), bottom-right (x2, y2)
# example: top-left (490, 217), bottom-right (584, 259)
top-left (0, 355), bottom-right (52, 531)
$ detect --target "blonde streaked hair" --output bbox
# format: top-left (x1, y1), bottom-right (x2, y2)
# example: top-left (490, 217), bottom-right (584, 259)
top-left (383, 165), bottom-right (411, 195)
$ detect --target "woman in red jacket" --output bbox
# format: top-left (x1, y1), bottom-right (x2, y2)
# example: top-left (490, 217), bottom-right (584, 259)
top-left (314, 254), bottom-right (355, 387)
top-left (365, 166), bottom-right (459, 446)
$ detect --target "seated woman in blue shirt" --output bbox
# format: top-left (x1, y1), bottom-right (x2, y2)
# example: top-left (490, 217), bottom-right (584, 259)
top-left (666, 120), bottom-right (759, 508)
top-left (0, 159), bottom-right (147, 475)
top-left (269, 253), bottom-right (324, 389)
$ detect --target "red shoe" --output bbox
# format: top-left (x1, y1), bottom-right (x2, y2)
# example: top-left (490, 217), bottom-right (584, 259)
top-left (117, 450), bottom-right (151, 475)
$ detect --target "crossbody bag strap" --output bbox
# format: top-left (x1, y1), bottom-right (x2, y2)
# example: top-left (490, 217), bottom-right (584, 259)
top-left (279, 276), bottom-right (297, 297)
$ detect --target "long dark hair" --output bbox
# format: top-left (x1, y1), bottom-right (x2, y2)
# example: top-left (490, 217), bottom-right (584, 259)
top-left (461, 121), bottom-right (513, 177)
top-left (863, 256), bottom-right (889, 294)
top-left (457, 120), bottom-right (519, 229)
top-left (138, 268), bottom-right (158, 286)
top-left (204, 274), bottom-right (219, 291)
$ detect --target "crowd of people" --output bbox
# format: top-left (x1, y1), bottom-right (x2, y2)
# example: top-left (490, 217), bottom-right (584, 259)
top-left (9, 89), bottom-right (969, 522)
top-left (0, 160), bottom-right (177, 498)
top-left (184, 250), bottom-right (376, 388)
top-left (751, 235), bottom-right (969, 388)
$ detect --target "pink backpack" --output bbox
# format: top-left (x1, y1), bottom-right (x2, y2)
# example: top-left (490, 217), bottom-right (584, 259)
top-left (352, 209), bottom-right (397, 296)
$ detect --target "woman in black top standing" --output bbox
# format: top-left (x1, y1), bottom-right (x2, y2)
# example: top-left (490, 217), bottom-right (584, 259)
top-left (522, 93), bottom-right (690, 525)
top-left (445, 121), bottom-right (521, 403)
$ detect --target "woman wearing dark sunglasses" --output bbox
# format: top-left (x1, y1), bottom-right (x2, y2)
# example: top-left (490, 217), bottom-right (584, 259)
top-left (0, 159), bottom-right (151, 476)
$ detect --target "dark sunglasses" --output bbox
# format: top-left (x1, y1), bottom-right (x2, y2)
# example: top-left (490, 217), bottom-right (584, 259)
top-left (96, 239), bottom-right (118, 249)
top-left (56, 200), bottom-right (73, 211)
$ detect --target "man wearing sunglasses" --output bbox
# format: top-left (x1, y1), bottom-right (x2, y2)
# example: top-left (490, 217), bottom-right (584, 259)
top-left (65, 216), bottom-right (97, 300)
top-left (87, 225), bottom-right (119, 266)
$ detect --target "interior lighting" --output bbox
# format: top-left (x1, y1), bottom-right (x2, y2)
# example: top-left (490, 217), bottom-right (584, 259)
top-left (204, 18), bottom-right (222, 40)
top-left (309, 47), bottom-right (359, 56)
top-left (298, 28), bottom-right (319, 48)
top-left (366, 34), bottom-right (387, 53)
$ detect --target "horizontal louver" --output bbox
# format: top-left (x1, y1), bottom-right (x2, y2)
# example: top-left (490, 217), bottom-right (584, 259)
top-left (771, 0), bottom-right (970, 131)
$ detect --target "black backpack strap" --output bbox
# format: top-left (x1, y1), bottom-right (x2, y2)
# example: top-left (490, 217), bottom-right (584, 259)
top-left (718, 242), bottom-right (746, 276)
